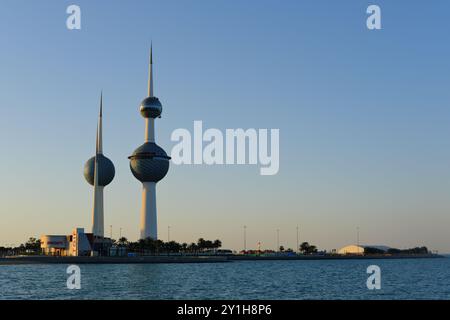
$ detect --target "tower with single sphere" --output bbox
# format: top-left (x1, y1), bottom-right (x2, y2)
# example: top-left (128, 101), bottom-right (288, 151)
top-left (129, 46), bottom-right (170, 240)
top-left (84, 93), bottom-right (115, 237)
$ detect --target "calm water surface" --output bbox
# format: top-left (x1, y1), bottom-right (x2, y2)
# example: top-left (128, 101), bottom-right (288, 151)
top-left (1, 258), bottom-right (449, 299)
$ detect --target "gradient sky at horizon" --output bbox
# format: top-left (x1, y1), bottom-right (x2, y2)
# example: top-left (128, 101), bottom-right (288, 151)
top-left (1, 0), bottom-right (449, 252)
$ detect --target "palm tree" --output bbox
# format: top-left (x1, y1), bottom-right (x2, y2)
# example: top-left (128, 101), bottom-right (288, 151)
top-left (300, 242), bottom-right (310, 254)
top-left (25, 237), bottom-right (40, 249)
top-left (308, 245), bottom-right (318, 254)
top-left (197, 238), bottom-right (206, 250)
top-left (117, 237), bottom-right (128, 247)
top-left (299, 242), bottom-right (318, 255)
top-left (213, 239), bottom-right (222, 249)
top-left (166, 241), bottom-right (181, 253)
top-left (204, 240), bottom-right (213, 249)
top-left (188, 242), bottom-right (198, 253)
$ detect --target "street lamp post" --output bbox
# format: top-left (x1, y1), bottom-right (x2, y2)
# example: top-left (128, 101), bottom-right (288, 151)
top-left (277, 229), bottom-right (280, 252)
top-left (243, 225), bottom-right (247, 253)
top-left (357, 227), bottom-right (360, 254)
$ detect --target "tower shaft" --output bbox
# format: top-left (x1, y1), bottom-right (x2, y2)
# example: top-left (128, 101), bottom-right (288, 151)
top-left (145, 46), bottom-right (155, 143)
top-left (92, 185), bottom-right (104, 237)
top-left (84, 92), bottom-right (114, 240)
top-left (92, 93), bottom-right (104, 237)
top-left (145, 118), bottom-right (155, 142)
top-left (130, 46), bottom-right (170, 240)
top-left (140, 182), bottom-right (157, 239)
top-left (142, 45), bottom-right (157, 240)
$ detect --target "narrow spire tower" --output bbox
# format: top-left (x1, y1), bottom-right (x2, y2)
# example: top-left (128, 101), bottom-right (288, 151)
top-left (84, 93), bottom-right (115, 237)
top-left (129, 46), bottom-right (170, 240)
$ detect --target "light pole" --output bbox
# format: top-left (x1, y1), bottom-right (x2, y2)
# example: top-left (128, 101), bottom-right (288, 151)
top-left (357, 227), bottom-right (360, 254)
top-left (119, 228), bottom-right (122, 239)
top-left (168, 226), bottom-right (171, 242)
top-left (243, 225), bottom-right (247, 252)
top-left (296, 225), bottom-right (299, 253)
top-left (110, 225), bottom-right (113, 239)
top-left (277, 229), bottom-right (280, 252)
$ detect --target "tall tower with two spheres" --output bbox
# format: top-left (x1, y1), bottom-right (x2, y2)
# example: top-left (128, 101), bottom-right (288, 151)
top-left (84, 93), bottom-right (115, 237)
top-left (129, 46), bottom-right (170, 240)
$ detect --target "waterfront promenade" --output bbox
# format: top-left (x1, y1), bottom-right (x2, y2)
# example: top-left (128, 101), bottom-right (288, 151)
top-left (0, 253), bottom-right (443, 265)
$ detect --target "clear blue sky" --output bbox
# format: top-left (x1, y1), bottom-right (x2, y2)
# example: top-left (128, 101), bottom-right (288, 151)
top-left (1, 0), bottom-right (449, 252)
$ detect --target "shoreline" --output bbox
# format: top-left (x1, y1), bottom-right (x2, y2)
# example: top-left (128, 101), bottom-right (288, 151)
top-left (229, 253), bottom-right (444, 261)
top-left (0, 253), bottom-right (444, 265)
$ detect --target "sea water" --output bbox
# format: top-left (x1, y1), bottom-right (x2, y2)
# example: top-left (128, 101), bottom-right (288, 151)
top-left (1, 258), bottom-right (449, 300)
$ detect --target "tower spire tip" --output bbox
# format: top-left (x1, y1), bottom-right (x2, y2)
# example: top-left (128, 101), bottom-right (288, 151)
top-left (100, 91), bottom-right (103, 117)
top-left (148, 44), bottom-right (154, 97)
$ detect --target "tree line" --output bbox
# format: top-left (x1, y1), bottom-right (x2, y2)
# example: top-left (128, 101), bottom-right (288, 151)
top-left (116, 237), bottom-right (222, 254)
top-left (0, 237), bottom-right (41, 256)
top-left (364, 246), bottom-right (429, 255)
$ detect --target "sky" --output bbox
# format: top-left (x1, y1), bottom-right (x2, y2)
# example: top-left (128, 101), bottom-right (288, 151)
top-left (0, 0), bottom-right (449, 252)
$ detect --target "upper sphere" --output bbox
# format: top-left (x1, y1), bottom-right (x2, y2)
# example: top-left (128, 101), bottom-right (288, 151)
top-left (84, 154), bottom-right (115, 186)
top-left (140, 96), bottom-right (162, 118)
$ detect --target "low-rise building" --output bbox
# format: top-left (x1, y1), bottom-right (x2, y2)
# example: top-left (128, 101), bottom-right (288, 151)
top-left (41, 228), bottom-right (112, 256)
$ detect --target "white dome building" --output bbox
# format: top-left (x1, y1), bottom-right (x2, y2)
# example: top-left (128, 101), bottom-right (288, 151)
top-left (338, 245), bottom-right (390, 255)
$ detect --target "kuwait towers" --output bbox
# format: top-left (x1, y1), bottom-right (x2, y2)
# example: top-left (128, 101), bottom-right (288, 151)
top-left (129, 46), bottom-right (170, 240)
top-left (84, 93), bottom-right (115, 237)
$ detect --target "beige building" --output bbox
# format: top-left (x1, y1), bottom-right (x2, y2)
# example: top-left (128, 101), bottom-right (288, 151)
top-left (41, 228), bottom-right (93, 256)
top-left (40, 235), bottom-right (70, 256)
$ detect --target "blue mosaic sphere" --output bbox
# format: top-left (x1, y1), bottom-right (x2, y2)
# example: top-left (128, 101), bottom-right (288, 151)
top-left (84, 154), bottom-right (115, 186)
top-left (140, 96), bottom-right (162, 118)
top-left (129, 142), bottom-right (170, 183)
